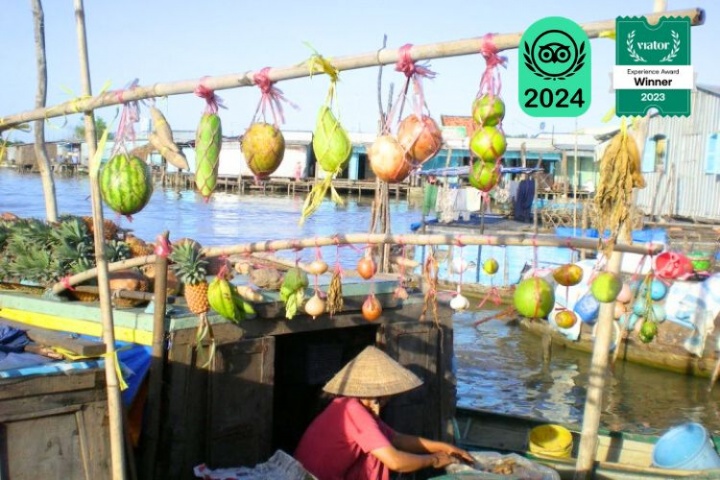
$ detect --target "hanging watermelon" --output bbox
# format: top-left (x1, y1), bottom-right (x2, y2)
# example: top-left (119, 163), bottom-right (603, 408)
top-left (100, 154), bottom-right (153, 215)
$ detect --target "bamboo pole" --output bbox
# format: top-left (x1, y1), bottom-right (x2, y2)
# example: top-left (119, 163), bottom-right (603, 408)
top-left (0, 8), bottom-right (704, 132)
top-left (73, 1), bottom-right (127, 478)
top-left (574, 4), bottom-right (665, 476)
top-left (50, 232), bottom-right (664, 294)
top-left (141, 232), bottom-right (169, 480)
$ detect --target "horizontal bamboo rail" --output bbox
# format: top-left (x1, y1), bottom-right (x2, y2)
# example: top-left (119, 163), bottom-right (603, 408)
top-left (51, 232), bottom-right (664, 294)
top-left (0, 7), bottom-right (704, 132)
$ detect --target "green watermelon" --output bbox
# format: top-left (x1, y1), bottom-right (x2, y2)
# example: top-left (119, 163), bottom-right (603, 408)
top-left (99, 154), bottom-right (153, 215)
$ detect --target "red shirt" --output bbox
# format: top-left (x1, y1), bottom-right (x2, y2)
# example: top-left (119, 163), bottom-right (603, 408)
top-left (294, 397), bottom-right (395, 480)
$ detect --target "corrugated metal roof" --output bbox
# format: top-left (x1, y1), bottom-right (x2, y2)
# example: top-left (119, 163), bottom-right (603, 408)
top-left (697, 84), bottom-right (720, 98)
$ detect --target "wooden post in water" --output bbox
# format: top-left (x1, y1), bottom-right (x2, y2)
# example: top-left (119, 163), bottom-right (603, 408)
top-left (73, 0), bottom-right (127, 478)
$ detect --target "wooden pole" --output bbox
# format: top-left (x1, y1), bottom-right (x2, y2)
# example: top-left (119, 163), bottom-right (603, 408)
top-left (73, 1), bottom-right (127, 478)
top-left (51, 232), bottom-right (663, 294)
top-left (0, 8), bottom-right (704, 132)
top-left (141, 232), bottom-right (170, 480)
top-left (30, 0), bottom-right (58, 223)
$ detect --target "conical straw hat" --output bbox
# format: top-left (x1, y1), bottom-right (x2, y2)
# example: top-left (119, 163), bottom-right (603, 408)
top-left (323, 346), bottom-right (423, 397)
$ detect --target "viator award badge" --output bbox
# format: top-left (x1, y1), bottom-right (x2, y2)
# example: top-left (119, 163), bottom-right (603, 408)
top-left (614, 16), bottom-right (693, 116)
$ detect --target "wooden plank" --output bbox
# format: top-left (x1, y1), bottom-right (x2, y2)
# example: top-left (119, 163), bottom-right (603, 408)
top-left (0, 317), bottom-right (106, 356)
top-left (0, 370), bottom-right (99, 401)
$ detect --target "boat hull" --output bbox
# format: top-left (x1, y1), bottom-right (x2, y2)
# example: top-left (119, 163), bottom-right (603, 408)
top-left (453, 406), bottom-right (720, 479)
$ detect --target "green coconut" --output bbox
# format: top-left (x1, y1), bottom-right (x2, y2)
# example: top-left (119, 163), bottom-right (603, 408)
top-left (312, 106), bottom-right (351, 174)
top-left (470, 126), bottom-right (507, 162)
top-left (242, 122), bottom-right (286, 179)
top-left (468, 160), bottom-right (499, 192)
top-left (514, 277), bottom-right (555, 319)
top-left (472, 94), bottom-right (505, 127)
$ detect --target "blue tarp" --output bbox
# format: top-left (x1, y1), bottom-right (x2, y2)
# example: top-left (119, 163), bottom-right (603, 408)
top-left (0, 323), bottom-right (151, 406)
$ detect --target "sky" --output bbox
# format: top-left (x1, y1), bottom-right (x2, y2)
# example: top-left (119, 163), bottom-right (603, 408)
top-left (1, 0), bottom-right (718, 143)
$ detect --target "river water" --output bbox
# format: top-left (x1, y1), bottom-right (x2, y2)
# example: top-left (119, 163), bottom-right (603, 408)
top-left (3, 169), bottom-right (720, 436)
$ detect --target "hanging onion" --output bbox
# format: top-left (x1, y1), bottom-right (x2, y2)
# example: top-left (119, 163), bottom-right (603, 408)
top-left (362, 294), bottom-right (383, 322)
top-left (304, 292), bottom-right (326, 319)
top-left (357, 255), bottom-right (377, 280)
top-left (306, 260), bottom-right (329, 276)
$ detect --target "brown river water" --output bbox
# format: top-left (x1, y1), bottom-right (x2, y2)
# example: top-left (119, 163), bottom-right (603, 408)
top-left (3, 169), bottom-right (720, 436)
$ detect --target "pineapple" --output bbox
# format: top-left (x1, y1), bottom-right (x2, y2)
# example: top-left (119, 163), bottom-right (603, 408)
top-left (125, 233), bottom-right (154, 257)
top-left (169, 240), bottom-right (210, 314)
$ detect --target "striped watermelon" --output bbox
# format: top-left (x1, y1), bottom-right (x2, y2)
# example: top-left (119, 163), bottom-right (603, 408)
top-left (99, 154), bottom-right (153, 215)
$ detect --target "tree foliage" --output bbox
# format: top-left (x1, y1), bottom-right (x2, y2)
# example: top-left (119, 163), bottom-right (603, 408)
top-left (74, 117), bottom-right (114, 141)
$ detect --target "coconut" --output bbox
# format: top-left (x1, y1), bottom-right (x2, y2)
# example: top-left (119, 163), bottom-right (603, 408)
top-left (468, 160), bottom-right (499, 192)
top-left (513, 278), bottom-right (555, 319)
top-left (472, 94), bottom-right (505, 127)
top-left (470, 126), bottom-right (507, 162)
top-left (368, 135), bottom-right (412, 183)
top-left (241, 122), bottom-right (286, 179)
top-left (396, 114), bottom-right (442, 165)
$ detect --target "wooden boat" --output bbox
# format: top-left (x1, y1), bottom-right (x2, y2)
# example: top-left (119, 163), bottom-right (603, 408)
top-left (452, 406), bottom-right (720, 479)
top-left (519, 317), bottom-right (720, 378)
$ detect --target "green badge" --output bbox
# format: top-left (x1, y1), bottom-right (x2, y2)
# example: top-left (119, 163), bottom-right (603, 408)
top-left (614, 17), bottom-right (693, 116)
top-left (519, 17), bottom-right (592, 117)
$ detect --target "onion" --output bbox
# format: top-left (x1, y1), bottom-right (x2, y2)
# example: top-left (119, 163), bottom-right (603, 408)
top-left (357, 256), bottom-right (377, 280)
top-left (307, 260), bottom-right (329, 276)
top-left (368, 135), bottom-right (412, 183)
top-left (304, 293), bottom-right (326, 319)
top-left (450, 292), bottom-right (470, 312)
top-left (362, 294), bottom-right (383, 322)
top-left (393, 286), bottom-right (409, 300)
top-left (396, 114), bottom-right (442, 165)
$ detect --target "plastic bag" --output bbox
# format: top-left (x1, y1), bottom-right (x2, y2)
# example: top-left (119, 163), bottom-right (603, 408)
top-left (445, 451), bottom-right (560, 480)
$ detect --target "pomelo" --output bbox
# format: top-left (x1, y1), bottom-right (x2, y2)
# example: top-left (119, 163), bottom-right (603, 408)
top-left (514, 278), bottom-right (555, 319)
top-left (590, 272), bottom-right (623, 303)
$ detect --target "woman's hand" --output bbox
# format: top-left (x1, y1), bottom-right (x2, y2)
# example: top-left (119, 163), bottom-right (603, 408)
top-left (440, 444), bottom-right (474, 464)
top-left (430, 452), bottom-right (457, 469)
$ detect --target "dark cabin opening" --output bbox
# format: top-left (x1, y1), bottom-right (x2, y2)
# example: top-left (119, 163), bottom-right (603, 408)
top-left (272, 325), bottom-right (379, 456)
top-left (306, 143), bottom-right (317, 178)
top-left (357, 153), bottom-right (368, 180)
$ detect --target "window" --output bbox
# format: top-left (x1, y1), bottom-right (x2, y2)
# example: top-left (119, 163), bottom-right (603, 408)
top-left (641, 134), bottom-right (669, 173)
top-left (705, 133), bottom-right (720, 174)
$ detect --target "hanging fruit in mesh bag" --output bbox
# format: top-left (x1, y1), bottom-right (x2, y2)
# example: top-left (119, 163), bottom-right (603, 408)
top-left (371, 44), bottom-right (441, 183)
top-left (300, 52), bottom-right (352, 224)
top-left (470, 126), bottom-right (507, 162)
top-left (472, 94), bottom-right (505, 127)
top-left (241, 67), bottom-right (296, 181)
top-left (468, 159), bottom-right (500, 192)
top-left (99, 81), bottom-right (153, 217)
top-left (193, 85), bottom-right (225, 201)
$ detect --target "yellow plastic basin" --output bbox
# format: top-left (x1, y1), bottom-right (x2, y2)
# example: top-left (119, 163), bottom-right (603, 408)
top-left (529, 424), bottom-right (573, 458)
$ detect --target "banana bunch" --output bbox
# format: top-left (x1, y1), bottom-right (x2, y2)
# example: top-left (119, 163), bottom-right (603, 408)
top-left (208, 276), bottom-right (256, 323)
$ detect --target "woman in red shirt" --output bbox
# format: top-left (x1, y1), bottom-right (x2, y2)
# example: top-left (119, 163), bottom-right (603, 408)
top-left (294, 346), bottom-right (473, 480)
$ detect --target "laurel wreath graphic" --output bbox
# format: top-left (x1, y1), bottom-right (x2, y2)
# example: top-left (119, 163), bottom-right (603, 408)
top-left (660, 30), bottom-right (680, 62)
top-left (626, 30), bottom-right (647, 63)
top-left (523, 40), bottom-right (586, 81)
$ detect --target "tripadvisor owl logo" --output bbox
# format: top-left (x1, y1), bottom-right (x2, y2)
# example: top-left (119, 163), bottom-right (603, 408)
top-left (523, 29), bottom-right (587, 80)
top-left (519, 16), bottom-right (592, 117)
